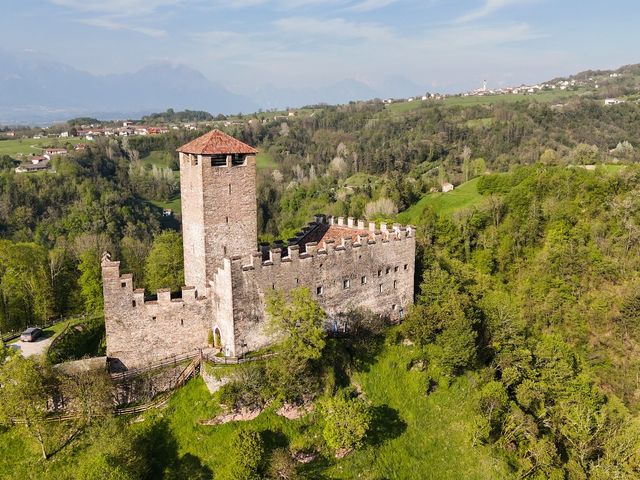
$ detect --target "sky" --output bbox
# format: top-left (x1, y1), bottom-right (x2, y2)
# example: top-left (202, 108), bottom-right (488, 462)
top-left (1, 0), bottom-right (639, 94)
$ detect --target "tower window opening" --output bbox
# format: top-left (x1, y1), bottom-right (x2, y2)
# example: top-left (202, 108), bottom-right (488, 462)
top-left (404, 264), bottom-right (408, 270)
top-left (193, 157), bottom-right (199, 166)
top-left (386, 267), bottom-right (391, 275)
top-left (394, 280), bottom-right (398, 289)
top-left (379, 284), bottom-right (383, 293)
top-left (211, 155), bottom-right (226, 167)
top-left (343, 279), bottom-right (350, 289)
top-left (121, 281), bottom-right (126, 288)
top-left (180, 319), bottom-right (184, 326)
top-left (223, 245), bottom-right (227, 255)
top-left (316, 286), bottom-right (324, 295)
top-left (231, 154), bottom-right (247, 166)
top-left (228, 184), bottom-right (231, 195)
top-left (361, 276), bottom-right (367, 285)
top-left (226, 216), bottom-right (229, 224)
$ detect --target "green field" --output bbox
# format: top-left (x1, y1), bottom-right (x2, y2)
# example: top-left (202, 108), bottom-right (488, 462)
top-left (0, 340), bottom-right (509, 479)
top-left (442, 89), bottom-right (582, 107)
top-left (0, 137), bottom-right (85, 158)
top-left (398, 177), bottom-right (484, 224)
top-left (148, 196), bottom-right (181, 213)
top-left (256, 151), bottom-right (277, 169)
top-left (141, 150), bottom-right (174, 169)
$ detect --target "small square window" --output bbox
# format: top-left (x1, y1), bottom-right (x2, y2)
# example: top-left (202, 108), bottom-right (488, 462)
top-left (151, 316), bottom-right (157, 321)
top-left (316, 286), bottom-right (324, 295)
top-left (394, 266), bottom-right (399, 273)
top-left (361, 276), bottom-right (367, 285)
top-left (386, 267), bottom-right (391, 274)
top-left (343, 279), bottom-right (350, 289)
top-left (121, 281), bottom-right (126, 288)
top-left (404, 264), bottom-right (408, 270)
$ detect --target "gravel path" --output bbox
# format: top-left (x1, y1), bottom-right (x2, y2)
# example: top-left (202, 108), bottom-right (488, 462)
top-left (10, 336), bottom-right (53, 357)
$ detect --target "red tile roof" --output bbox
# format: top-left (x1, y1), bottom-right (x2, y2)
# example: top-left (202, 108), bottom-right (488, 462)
top-left (177, 129), bottom-right (258, 155)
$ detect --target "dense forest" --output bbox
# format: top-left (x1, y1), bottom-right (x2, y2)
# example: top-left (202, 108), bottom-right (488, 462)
top-left (2, 95), bottom-right (640, 478)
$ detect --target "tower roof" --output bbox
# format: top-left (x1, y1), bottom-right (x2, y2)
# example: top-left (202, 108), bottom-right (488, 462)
top-left (177, 129), bottom-right (258, 155)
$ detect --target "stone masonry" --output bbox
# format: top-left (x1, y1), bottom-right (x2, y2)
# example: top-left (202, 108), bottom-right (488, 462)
top-left (102, 130), bottom-right (416, 369)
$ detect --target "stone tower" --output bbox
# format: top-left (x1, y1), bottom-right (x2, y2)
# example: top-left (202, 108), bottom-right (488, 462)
top-left (177, 130), bottom-right (258, 294)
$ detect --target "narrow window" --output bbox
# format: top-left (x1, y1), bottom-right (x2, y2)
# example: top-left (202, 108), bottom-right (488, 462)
top-left (377, 269), bottom-right (382, 277)
top-left (404, 264), bottom-right (408, 270)
top-left (225, 216), bottom-right (229, 224)
top-left (392, 304), bottom-right (396, 311)
top-left (394, 280), bottom-right (397, 289)
top-left (223, 245), bottom-right (227, 255)
top-left (361, 276), bottom-right (367, 285)
top-left (272, 283), bottom-right (275, 289)
top-left (386, 267), bottom-right (390, 274)
top-left (132, 300), bottom-right (136, 307)
top-left (316, 286), bottom-right (324, 295)
top-left (343, 279), bottom-right (350, 289)
top-left (379, 284), bottom-right (383, 293)
top-left (296, 278), bottom-right (299, 284)
top-left (394, 266), bottom-right (399, 273)
top-left (228, 184), bottom-right (231, 194)
top-left (180, 319), bottom-right (184, 326)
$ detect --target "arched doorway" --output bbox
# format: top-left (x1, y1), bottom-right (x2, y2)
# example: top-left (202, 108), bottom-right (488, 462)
top-left (214, 327), bottom-right (222, 349)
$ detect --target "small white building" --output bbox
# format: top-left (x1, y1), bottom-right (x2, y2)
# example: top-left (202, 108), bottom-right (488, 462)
top-left (442, 182), bottom-right (454, 193)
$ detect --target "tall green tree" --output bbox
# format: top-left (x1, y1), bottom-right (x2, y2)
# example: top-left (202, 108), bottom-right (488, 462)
top-left (144, 231), bottom-right (184, 292)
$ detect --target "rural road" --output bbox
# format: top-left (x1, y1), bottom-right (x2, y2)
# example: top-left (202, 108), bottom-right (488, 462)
top-left (10, 336), bottom-right (53, 357)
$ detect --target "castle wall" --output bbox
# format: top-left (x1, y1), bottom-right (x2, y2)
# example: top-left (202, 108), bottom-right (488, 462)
top-left (219, 220), bottom-right (416, 356)
top-left (179, 152), bottom-right (207, 293)
top-left (102, 259), bottom-right (212, 370)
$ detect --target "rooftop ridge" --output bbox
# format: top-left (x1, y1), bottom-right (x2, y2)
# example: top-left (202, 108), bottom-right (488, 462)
top-left (177, 129), bottom-right (258, 155)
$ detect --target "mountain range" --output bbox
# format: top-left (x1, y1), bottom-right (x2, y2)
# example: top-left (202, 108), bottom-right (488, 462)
top-left (0, 50), bottom-right (426, 125)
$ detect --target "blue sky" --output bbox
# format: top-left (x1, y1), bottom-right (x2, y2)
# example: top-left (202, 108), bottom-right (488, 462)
top-left (1, 0), bottom-right (639, 94)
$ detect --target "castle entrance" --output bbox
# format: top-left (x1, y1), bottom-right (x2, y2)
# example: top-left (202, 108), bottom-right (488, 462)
top-left (214, 327), bottom-right (222, 349)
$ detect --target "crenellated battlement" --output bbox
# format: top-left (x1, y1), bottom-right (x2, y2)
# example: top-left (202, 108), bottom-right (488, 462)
top-left (101, 254), bottom-right (204, 308)
top-left (239, 217), bottom-right (415, 272)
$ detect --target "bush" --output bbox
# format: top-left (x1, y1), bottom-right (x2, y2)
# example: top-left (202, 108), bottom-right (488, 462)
top-left (320, 389), bottom-right (372, 454)
top-left (48, 317), bottom-right (106, 364)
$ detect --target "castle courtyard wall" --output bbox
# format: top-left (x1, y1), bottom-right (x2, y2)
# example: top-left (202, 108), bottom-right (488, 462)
top-left (222, 222), bottom-right (415, 356)
top-left (102, 259), bottom-right (211, 370)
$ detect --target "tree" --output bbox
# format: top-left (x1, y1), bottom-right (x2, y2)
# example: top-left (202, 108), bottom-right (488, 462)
top-left (75, 418), bottom-right (148, 480)
top-left (266, 288), bottom-right (327, 399)
top-left (223, 427), bottom-right (264, 480)
top-left (320, 389), bottom-right (371, 455)
top-left (266, 287), bottom-right (327, 364)
top-left (78, 249), bottom-right (104, 313)
top-left (0, 356), bottom-right (56, 459)
top-left (60, 368), bottom-right (114, 425)
top-left (144, 231), bottom-right (184, 292)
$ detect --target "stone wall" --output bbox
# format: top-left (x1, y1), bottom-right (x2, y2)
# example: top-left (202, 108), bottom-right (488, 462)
top-left (102, 257), bottom-right (212, 370)
top-left (212, 219), bottom-right (416, 356)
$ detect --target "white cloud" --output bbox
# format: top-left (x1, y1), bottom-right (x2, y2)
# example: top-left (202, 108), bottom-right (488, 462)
top-left (273, 16), bottom-right (394, 41)
top-left (51, 0), bottom-right (183, 17)
top-left (80, 17), bottom-right (166, 37)
top-left (455, 0), bottom-right (540, 23)
top-left (348, 0), bottom-right (398, 12)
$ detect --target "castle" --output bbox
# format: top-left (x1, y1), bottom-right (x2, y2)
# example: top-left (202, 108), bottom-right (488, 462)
top-left (101, 130), bottom-right (416, 369)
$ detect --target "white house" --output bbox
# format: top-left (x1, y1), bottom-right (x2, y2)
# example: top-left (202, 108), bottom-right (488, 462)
top-left (442, 182), bottom-right (454, 193)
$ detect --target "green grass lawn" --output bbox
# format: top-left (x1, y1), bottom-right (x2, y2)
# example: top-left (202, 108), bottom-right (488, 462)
top-left (0, 340), bottom-right (510, 479)
top-left (398, 177), bottom-right (484, 224)
top-left (442, 89), bottom-right (583, 107)
top-left (148, 196), bottom-right (181, 213)
top-left (141, 150), bottom-right (174, 169)
top-left (256, 151), bottom-right (277, 170)
top-left (326, 345), bottom-right (510, 480)
top-left (0, 137), bottom-right (85, 158)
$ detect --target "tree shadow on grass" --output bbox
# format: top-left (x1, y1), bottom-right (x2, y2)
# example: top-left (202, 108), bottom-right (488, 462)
top-left (366, 405), bottom-right (407, 447)
top-left (138, 418), bottom-right (213, 480)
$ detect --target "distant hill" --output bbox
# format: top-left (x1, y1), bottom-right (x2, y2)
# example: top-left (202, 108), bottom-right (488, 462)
top-left (0, 50), bottom-right (258, 124)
